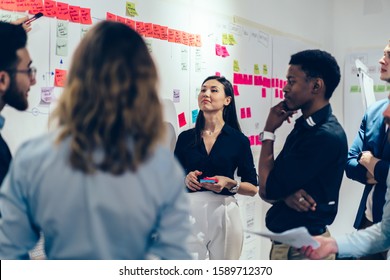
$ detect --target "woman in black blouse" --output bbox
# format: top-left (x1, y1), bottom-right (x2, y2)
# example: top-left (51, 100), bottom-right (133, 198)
top-left (174, 75), bottom-right (258, 259)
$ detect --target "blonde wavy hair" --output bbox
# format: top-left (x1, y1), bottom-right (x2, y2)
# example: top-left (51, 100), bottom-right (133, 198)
top-left (52, 21), bottom-right (164, 174)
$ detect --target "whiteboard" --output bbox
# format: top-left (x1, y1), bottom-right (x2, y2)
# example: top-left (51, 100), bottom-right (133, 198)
top-left (355, 59), bottom-right (376, 110)
top-left (344, 49), bottom-right (388, 145)
top-left (0, 0), bottom-right (321, 260)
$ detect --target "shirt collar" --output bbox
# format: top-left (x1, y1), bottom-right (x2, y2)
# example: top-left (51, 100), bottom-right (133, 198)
top-left (296, 104), bottom-right (332, 129)
top-left (0, 115), bottom-right (5, 130)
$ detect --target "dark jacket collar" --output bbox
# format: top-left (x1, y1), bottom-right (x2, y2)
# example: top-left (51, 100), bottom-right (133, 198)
top-left (295, 104), bottom-right (332, 129)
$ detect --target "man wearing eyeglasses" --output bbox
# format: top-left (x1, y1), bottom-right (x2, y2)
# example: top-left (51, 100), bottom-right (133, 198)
top-left (0, 21), bottom-right (36, 185)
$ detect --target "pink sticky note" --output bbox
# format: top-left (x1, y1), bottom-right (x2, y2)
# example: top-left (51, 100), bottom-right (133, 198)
top-left (249, 136), bottom-right (255, 146)
top-left (246, 107), bottom-right (251, 118)
top-left (255, 135), bottom-right (261, 145)
top-left (215, 44), bottom-right (222, 56)
top-left (240, 108), bottom-right (246, 119)
top-left (178, 112), bottom-right (187, 128)
top-left (221, 46), bottom-right (229, 57)
top-left (274, 89), bottom-right (279, 98)
top-left (262, 87), bottom-right (266, 98)
top-left (263, 77), bottom-right (271, 88)
top-left (248, 75), bottom-right (253, 85)
top-left (233, 85), bottom-right (240, 96)
top-left (233, 73), bottom-right (239, 84)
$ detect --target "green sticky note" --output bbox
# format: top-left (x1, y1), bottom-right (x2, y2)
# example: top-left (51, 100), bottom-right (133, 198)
top-left (233, 60), bottom-right (240, 72)
top-left (350, 85), bottom-right (360, 93)
top-left (254, 64), bottom-right (260, 75)
top-left (126, 2), bottom-right (138, 17)
top-left (375, 84), bottom-right (386, 92)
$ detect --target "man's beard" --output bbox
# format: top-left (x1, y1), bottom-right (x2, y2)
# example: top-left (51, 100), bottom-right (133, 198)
top-left (3, 76), bottom-right (28, 111)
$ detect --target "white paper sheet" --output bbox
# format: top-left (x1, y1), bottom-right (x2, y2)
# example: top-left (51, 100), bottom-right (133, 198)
top-left (245, 226), bottom-right (320, 249)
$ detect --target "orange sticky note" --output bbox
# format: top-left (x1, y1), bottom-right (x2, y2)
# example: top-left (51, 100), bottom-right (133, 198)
top-left (135, 21), bottom-right (145, 36)
top-left (106, 12), bottom-right (117, 21)
top-left (144, 23), bottom-right (153, 38)
top-left (116, 15), bottom-right (126, 24)
top-left (80, 7), bottom-right (92, 24)
top-left (178, 112), bottom-right (187, 128)
top-left (168, 29), bottom-right (175, 42)
top-left (56, 2), bottom-right (69, 20)
top-left (2, 0), bottom-right (16, 11)
top-left (195, 34), bottom-right (202, 47)
top-left (54, 69), bottom-right (67, 87)
top-left (15, 0), bottom-right (32, 11)
top-left (160, 26), bottom-right (168, 40)
top-left (44, 0), bottom-right (57, 17)
top-left (125, 18), bottom-right (135, 29)
top-left (28, 0), bottom-right (44, 14)
top-left (175, 30), bottom-right (182, 44)
top-left (153, 24), bottom-right (161, 39)
top-left (182, 32), bottom-right (189, 45)
top-left (69, 5), bottom-right (80, 23)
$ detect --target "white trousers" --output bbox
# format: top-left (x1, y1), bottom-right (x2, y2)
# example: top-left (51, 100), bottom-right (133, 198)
top-left (187, 191), bottom-right (243, 260)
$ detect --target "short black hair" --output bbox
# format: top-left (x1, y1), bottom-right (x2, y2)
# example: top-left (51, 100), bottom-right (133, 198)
top-left (0, 21), bottom-right (27, 71)
top-left (289, 49), bottom-right (340, 100)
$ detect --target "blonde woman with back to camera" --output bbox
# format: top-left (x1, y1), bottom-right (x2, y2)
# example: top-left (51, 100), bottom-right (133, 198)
top-left (0, 21), bottom-right (192, 260)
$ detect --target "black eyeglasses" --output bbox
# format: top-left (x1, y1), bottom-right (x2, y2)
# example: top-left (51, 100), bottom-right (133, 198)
top-left (8, 67), bottom-right (37, 80)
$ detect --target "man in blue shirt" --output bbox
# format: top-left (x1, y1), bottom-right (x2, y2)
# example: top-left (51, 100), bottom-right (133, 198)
top-left (258, 49), bottom-right (348, 260)
top-left (344, 42), bottom-right (390, 259)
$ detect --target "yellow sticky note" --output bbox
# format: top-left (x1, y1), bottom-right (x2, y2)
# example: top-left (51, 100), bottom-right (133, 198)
top-left (222, 33), bottom-right (229, 45)
top-left (126, 2), bottom-right (138, 17)
top-left (228, 34), bottom-right (237, 45)
top-left (254, 64), bottom-right (260, 75)
top-left (263, 64), bottom-right (268, 75)
top-left (233, 60), bottom-right (240, 72)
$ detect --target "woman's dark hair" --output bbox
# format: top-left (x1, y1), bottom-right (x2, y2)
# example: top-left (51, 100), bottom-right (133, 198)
top-left (194, 75), bottom-right (241, 144)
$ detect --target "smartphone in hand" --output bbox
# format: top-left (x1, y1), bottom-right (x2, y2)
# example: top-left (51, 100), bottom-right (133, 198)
top-left (200, 177), bottom-right (218, 184)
